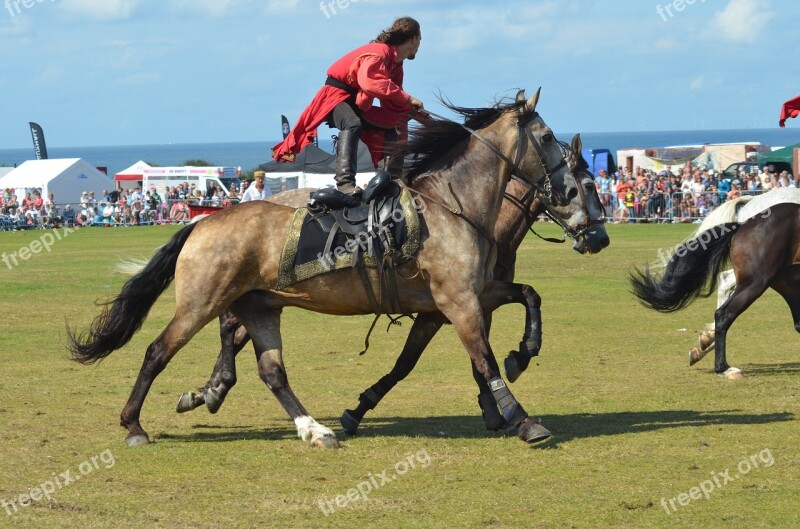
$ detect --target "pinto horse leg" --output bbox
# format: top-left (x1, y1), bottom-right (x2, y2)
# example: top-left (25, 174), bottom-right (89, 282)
top-left (341, 312), bottom-right (446, 435)
top-left (176, 310), bottom-right (251, 414)
top-left (690, 269), bottom-right (735, 366)
top-left (714, 281), bottom-right (770, 379)
top-left (438, 294), bottom-right (550, 443)
top-left (232, 300), bottom-right (339, 449)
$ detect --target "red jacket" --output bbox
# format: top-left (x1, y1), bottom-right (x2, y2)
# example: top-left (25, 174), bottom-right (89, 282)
top-left (272, 42), bottom-right (413, 166)
top-left (779, 95), bottom-right (800, 128)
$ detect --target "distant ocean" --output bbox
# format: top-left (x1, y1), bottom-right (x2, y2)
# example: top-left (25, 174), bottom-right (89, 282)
top-left (2, 128), bottom-right (799, 177)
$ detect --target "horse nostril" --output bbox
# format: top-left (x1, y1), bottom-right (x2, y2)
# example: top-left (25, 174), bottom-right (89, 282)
top-left (601, 236), bottom-right (610, 248)
top-left (567, 187), bottom-right (578, 201)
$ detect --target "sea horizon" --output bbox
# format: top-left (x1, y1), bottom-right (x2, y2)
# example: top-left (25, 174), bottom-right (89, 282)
top-left (2, 127), bottom-right (799, 177)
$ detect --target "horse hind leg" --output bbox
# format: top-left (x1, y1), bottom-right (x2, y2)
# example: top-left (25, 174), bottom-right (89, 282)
top-left (232, 301), bottom-right (339, 449)
top-left (690, 269), bottom-right (735, 366)
top-left (714, 280), bottom-right (770, 380)
top-left (176, 310), bottom-right (251, 414)
top-left (341, 312), bottom-right (446, 435)
top-left (121, 308), bottom-right (213, 446)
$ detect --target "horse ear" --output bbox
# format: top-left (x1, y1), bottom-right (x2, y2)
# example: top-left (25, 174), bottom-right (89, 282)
top-left (524, 87), bottom-right (542, 113)
top-left (571, 133), bottom-right (582, 153)
top-left (515, 89), bottom-right (526, 104)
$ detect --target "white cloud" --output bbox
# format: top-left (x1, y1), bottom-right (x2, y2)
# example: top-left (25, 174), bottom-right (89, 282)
top-left (711, 0), bottom-right (774, 43)
top-left (59, 0), bottom-right (140, 22)
top-left (0, 16), bottom-right (32, 37)
top-left (655, 38), bottom-right (677, 50)
top-left (690, 76), bottom-right (704, 90)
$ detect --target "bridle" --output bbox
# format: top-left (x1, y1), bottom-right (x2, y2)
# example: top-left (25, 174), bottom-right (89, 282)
top-left (421, 107), bottom-right (605, 243)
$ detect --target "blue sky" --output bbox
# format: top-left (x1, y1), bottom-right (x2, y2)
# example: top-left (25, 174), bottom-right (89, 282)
top-left (1, 0), bottom-right (798, 148)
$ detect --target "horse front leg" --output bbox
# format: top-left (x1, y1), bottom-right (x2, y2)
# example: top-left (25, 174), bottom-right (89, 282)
top-left (439, 295), bottom-right (550, 444)
top-left (176, 310), bottom-right (251, 414)
top-left (341, 312), bottom-right (447, 435)
top-left (477, 281), bottom-right (542, 383)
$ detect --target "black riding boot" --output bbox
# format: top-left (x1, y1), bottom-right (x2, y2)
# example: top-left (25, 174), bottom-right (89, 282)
top-left (334, 130), bottom-right (362, 197)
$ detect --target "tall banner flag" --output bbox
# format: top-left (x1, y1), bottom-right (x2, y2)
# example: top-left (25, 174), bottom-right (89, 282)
top-left (29, 122), bottom-right (49, 160)
top-left (281, 115), bottom-right (290, 139)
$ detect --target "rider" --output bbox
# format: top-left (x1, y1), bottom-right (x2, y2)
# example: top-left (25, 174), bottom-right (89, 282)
top-left (272, 17), bottom-right (426, 198)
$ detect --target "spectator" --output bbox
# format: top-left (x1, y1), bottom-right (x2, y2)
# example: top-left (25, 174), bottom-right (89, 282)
top-left (240, 171), bottom-right (272, 202)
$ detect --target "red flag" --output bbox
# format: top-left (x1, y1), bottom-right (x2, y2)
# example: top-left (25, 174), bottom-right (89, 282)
top-left (779, 95), bottom-right (800, 127)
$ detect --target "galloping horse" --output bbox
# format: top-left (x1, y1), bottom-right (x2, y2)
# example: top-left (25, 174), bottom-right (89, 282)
top-left (174, 136), bottom-right (609, 435)
top-left (684, 188), bottom-right (800, 376)
top-left (630, 202), bottom-right (800, 379)
top-left (69, 89), bottom-right (596, 448)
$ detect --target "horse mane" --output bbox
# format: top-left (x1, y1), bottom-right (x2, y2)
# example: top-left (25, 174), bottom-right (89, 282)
top-left (394, 96), bottom-right (536, 182)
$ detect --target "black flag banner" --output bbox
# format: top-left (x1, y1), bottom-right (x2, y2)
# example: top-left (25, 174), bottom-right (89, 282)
top-left (281, 115), bottom-right (290, 139)
top-left (29, 122), bottom-right (49, 160)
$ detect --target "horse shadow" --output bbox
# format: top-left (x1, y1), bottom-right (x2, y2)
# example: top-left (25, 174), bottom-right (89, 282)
top-left (158, 409), bottom-right (794, 446)
top-left (741, 362), bottom-right (800, 376)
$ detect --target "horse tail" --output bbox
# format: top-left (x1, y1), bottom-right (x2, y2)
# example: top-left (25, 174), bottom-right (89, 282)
top-left (68, 223), bottom-right (198, 364)
top-left (694, 195), bottom-right (752, 235)
top-left (630, 222), bottom-right (738, 313)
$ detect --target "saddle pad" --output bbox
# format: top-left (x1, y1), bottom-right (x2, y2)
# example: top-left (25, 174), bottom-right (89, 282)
top-left (737, 187), bottom-right (800, 223)
top-left (276, 187), bottom-right (421, 290)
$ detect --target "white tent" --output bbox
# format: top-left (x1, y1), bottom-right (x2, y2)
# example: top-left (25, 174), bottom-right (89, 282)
top-left (114, 160), bottom-right (151, 190)
top-left (0, 158), bottom-right (115, 205)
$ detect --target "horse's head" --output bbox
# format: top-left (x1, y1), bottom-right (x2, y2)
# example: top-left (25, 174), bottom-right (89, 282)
top-left (508, 90), bottom-right (609, 254)
top-left (546, 133), bottom-right (610, 254)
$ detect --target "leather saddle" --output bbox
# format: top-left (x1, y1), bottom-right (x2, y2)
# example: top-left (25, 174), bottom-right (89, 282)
top-left (305, 171), bottom-right (412, 315)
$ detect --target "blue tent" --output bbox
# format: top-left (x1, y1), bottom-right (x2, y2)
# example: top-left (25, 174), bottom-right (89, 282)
top-left (581, 148), bottom-right (616, 175)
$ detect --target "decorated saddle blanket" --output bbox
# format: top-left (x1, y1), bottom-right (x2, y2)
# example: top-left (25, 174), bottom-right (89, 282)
top-left (276, 183), bottom-right (423, 290)
top-left (738, 187), bottom-right (800, 223)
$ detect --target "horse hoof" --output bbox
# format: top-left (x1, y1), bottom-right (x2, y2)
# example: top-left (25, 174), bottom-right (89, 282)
top-left (340, 410), bottom-right (360, 435)
top-left (312, 434), bottom-right (341, 449)
top-left (504, 353), bottom-right (523, 383)
top-left (125, 433), bottom-right (152, 447)
top-left (205, 387), bottom-right (223, 414)
top-left (722, 367), bottom-right (744, 380)
top-left (516, 418), bottom-right (551, 444)
top-left (689, 347), bottom-right (701, 366)
top-left (176, 392), bottom-right (203, 413)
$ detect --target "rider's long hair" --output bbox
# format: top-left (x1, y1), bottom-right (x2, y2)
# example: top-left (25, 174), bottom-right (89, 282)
top-left (373, 17), bottom-right (420, 45)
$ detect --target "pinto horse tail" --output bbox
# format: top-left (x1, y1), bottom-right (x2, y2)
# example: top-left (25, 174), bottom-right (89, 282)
top-left (630, 222), bottom-right (739, 313)
top-left (68, 223), bottom-right (198, 364)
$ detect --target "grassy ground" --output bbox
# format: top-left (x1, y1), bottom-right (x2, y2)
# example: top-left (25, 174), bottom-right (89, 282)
top-left (0, 222), bottom-right (798, 528)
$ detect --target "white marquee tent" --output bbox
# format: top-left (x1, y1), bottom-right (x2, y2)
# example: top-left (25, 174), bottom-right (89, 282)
top-left (0, 158), bottom-right (115, 205)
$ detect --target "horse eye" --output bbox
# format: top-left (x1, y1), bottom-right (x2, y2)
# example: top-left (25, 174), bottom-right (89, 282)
top-left (542, 133), bottom-right (553, 142)
top-left (584, 182), bottom-right (595, 192)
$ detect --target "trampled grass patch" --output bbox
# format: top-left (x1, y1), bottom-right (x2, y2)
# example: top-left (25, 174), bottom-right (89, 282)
top-left (0, 223), bottom-right (798, 528)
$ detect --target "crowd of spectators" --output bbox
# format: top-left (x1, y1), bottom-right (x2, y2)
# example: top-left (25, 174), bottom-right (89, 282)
top-left (3, 164), bottom-right (797, 230)
top-left (1, 181), bottom-right (247, 230)
top-left (594, 162), bottom-right (796, 223)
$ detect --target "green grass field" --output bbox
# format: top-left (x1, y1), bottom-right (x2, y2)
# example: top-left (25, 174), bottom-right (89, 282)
top-left (0, 222), bottom-right (798, 528)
